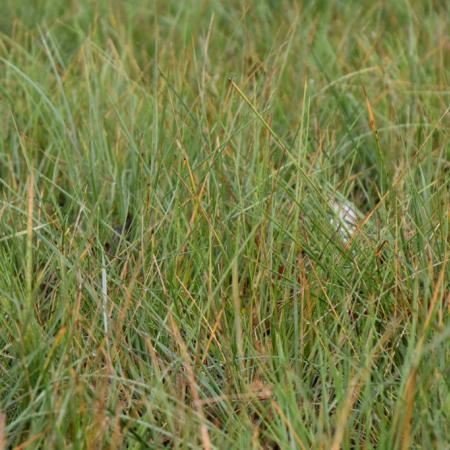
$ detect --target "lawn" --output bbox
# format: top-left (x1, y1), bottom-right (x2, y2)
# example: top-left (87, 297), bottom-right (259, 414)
top-left (0, 1), bottom-right (449, 448)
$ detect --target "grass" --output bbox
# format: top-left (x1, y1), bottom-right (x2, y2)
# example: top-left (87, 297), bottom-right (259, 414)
top-left (0, 0), bottom-right (449, 448)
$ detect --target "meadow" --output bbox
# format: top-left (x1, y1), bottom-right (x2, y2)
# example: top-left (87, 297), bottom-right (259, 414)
top-left (0, 1), bottom-right (449, 448)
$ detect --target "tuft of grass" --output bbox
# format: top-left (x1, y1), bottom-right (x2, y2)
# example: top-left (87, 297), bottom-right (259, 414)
top-left (1, 1), bottom-right (449, 448)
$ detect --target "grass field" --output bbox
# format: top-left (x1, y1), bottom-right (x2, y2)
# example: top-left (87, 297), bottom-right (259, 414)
top-left (1, 1), bottom-right (449, 448)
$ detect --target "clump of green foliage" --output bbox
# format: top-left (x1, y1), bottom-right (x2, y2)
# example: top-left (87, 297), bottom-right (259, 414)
top-left (0, 1), bottom-right (449, 448)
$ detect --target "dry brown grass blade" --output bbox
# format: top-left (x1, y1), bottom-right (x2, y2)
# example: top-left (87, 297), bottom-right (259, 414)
top-left (271, 400), bottom-right (307, 450)
top-left (364, 90), bottom-right (378, 136)
top-left (13, 430), bottom-right (46, 450)
top-left (201, 304), bottom-right (225, 365)
top-left (168, 313), bottom-right (212, 450)
top-left (398, 256), bottom-right (448, 449)
top-left (330, 316), bottom-right (403, 450)
top-left (400, 367), bottom-right (417, 450)
top-left (0, 412), bottom-right (5, 450)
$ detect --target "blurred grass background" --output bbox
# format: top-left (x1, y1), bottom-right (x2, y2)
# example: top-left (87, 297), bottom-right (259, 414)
top-left (0, 0), bottom-right (449, 448)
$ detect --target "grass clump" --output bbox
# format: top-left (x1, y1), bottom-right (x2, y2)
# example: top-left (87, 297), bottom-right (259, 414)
top-left (0, 1), bottom-right (449, 448)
